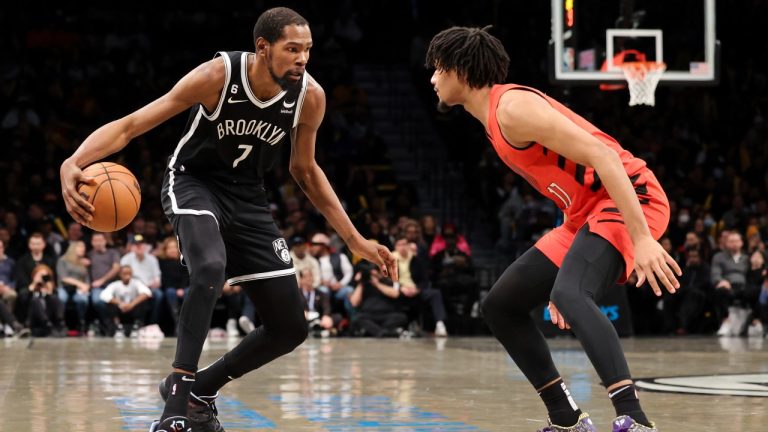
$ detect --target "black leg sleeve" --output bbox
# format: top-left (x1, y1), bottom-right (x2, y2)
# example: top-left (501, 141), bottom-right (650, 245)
top-left (172, 215), bottom-right (227, 373)
top-left (192, 274), bottom-right (307, 396)
top-left (550, 226), bottom-right (629, 387)
top-left (481, 247), bottom-right (562, 389)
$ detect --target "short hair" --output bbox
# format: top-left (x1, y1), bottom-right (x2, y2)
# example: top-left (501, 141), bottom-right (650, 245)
top-left (28, 232), bottom-right (44, 241)
top-left (253, 7), bottom-right (309, 44)
top-left (426, 26), bottom-right (510, 89)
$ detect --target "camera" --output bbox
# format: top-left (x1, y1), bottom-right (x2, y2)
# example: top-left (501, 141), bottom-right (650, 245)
top-left (42, 274), bottom-right (52, 283)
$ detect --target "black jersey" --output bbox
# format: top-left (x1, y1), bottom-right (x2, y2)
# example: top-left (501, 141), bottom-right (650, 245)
top-left (168, 51), bottom-right (309, 184)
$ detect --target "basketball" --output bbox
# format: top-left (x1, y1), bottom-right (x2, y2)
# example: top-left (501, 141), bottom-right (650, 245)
top-left (77, 162), bottom-right (141, 232)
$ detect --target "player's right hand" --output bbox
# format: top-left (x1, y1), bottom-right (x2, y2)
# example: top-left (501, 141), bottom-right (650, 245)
top-left (60, 159), bottom-right (96, 225)
top-left (350, 238), bottom-right (399, 282)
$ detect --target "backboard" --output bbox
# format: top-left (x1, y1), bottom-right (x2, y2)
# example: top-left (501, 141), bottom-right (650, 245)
top-left (549, 0), bottom-right (719, 86)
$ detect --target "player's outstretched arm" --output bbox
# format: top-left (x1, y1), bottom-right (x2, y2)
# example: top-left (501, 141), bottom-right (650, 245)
top-left (289, 78), bottom-right (398, 281)
top-left (496, 91), bottom-right (681, 295)
top-left (60, 57), bottom-right (226, 225)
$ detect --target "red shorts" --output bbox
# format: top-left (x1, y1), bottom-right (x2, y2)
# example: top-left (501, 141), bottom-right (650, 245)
top-left (535, 169), bottom-right (670, 283)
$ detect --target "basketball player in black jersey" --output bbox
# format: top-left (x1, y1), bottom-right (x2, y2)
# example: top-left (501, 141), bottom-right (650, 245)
top-left (60, 8), bottom-right (398, 432)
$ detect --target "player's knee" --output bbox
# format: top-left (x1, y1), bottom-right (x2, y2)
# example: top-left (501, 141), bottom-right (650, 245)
top-left (549, 284), bottom-right (581, 315)
top-left (483, 279), bottom-right (525, 322)
top-left (190, 256), bottom-right (226, 289)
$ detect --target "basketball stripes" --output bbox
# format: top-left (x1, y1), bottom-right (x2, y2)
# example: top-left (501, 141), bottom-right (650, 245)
top-left (167, 108), bottom-right (220, 228)
top-left (226, 268), bottom-right (296, 285)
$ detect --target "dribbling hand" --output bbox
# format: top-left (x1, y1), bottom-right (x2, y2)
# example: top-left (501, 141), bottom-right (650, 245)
top-left (60, 159), bottom-right (96, 225)
top-left (633, 235), bottom-right (682, 296)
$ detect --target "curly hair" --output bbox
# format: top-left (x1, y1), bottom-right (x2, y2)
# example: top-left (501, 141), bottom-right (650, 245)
top-left (426, 26), bottom-right (510, 89)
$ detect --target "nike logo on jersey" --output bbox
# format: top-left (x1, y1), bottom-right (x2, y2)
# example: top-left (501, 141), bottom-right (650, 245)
top-left (228, 97), bottom-right (248, 104)
top-left (181, 375), bottom-right (195, 382)
top-left (283, 99), bottom-right (296, 108)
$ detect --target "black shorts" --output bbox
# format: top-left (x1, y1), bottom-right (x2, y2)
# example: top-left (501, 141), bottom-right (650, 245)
top-left (161, 171), bottom-right (294, 285)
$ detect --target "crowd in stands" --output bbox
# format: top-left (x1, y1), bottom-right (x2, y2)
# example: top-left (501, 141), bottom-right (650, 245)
top-left (1, 3), bottom-right (767, 339)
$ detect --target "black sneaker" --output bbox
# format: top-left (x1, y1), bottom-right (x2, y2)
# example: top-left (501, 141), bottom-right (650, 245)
top-left (159, 377), bottom-right (225, 432)
top-left (149, 416), bottom-right (192, 432)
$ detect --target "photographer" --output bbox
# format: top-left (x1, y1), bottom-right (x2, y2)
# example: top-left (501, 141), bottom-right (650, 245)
top-left (349, 263), bottom-right (407, 337)
top-left (26, 264), bottom-right (66, 337)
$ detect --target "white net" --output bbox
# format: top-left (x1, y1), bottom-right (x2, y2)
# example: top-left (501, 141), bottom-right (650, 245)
top-left (621, 62), bottom-right (666, 107)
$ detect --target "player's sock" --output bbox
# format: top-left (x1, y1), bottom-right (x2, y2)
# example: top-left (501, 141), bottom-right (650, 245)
top-left (538, 378), bottom-right (582, 426)
top-left (161, 372), bottom-right (195, 420)
top-left (193, 356), bottom-right (235, 398)
top-left (609, 384), bottom-right (651, 427)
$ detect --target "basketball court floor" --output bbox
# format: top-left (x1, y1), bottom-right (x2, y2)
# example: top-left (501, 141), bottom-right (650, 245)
top-left (1, 336), bottom-right (766, 431)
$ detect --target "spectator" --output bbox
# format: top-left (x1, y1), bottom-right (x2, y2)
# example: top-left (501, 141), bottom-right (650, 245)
top-left (0, 299), bottom-right (26, 337)
top-left (40, 217), bottom-right (65, 257)
top-left (100, 265), bottom-right (152, 337)
top-left (420, 215), bottom-right (438, 247)
top-left (349, 263), bottom-right (407, 337)
top-left (289, 235), bottom-right (321, 289)
top-left (310, 232), bottom-right (354, 316)
top-left (13, 232), bottom-right (57, 322)
top-left (429, 223), bottom-right (471, 257)
top-left (0, 239), bottom-right (17, 311)
top-left (157, 237), bottom-right (189, 335)
top-left (712, 232), bottom-right (751, 336)
top-left (120, 234), bottom-right (163, 325)
top-left (431, 229), bottom-right (476, 293)
top-left (2, 212), bottom-right (26, 259)
top-left (56, 240), bottom-right (90, 334)
top-left (663, 248), bottom-right (711, 335)
top-left (88, 232), bottom-right (121, 335)
top-left (403, 219), bottom-right (429, 260)
top-left (297, 269), bottom-right (339, 336)
top-left (220, 282), bottom-right (245, 338)
top-left (26, 264), bottom-right (65, 337)
top-left (392, 236), bottom-right (448, 337)
top-left (745, 251), bottom-right (766, 337)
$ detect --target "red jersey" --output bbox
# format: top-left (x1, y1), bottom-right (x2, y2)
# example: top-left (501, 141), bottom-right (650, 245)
top-left (486, 84), bottom-right (647, 226)
top-left (487, 84), bottom-right (670, 282)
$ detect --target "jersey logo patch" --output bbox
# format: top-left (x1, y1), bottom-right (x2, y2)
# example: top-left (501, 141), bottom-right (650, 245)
top-left (228, 97), bottom-right (248, 104)
top-left (273, 238), bottom-right (291, 264)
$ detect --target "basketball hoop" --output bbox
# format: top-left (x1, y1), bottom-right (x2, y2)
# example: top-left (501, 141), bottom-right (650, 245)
top-left (620, 61), bottom-right (666, 106)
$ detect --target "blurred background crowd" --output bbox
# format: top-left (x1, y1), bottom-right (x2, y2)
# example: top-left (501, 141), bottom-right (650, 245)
top-left (0, 1), bottom-right (766, 340)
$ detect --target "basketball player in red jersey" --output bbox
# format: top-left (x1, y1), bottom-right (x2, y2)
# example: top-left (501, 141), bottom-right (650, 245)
top-left (427, 27), bottom-right (681, 432)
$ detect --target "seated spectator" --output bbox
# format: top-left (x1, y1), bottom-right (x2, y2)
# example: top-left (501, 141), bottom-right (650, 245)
top-left (349, 263), bottom-right (407, 337)
top-left (120, 234), bottom-right (163, 325)
top-left (88, 232), bottom-right (121, 335)
top-left (431, 229), bottom-right (476, 294)
top-left (297, 269), bottom-right (340, 336)
top-left (100, 265), bottom-right (152, 337)
top-left (13, 233), bottom-right (57, 322)
top-left (221, 282), bottom-right (245, 338)
top-left (392, 235), bottom-right (447, 337)
top-left (26, 264), bottom-right (65, 337)
top-left (429, 223), bottom-right (471, 257)
top-left (746, 250), bottom-right (766, 337)
top-left (403, 219), bottom-right (429, 260)
top-left (157, 237), bottom-right (189, 335)
top-left (0, 239), bottom-right (17, 313)
top-left (0, 300), bottom-right (26, 337)
top-left (56, 240), bottom-right (90, 334)
top-left (289, 235), bottom-right (321, 289)
top-left (663, 248), bottom-right (711, 335)
top-left (712, 232), bottom-right (752, 336)
top-left (310, 232), bottom-right (354, 316)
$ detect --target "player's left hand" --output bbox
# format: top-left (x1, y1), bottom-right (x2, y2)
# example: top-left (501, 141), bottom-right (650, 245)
top-left (548, 302), bottom-right (571, 330)
top-left (351, 238), bottom-right (398, 282)
top-left (634, 235), bottom-right (682, 296)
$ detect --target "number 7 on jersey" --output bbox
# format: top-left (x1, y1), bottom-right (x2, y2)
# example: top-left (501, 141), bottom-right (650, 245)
top-left (233, 144), bottom-right (253, 168)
